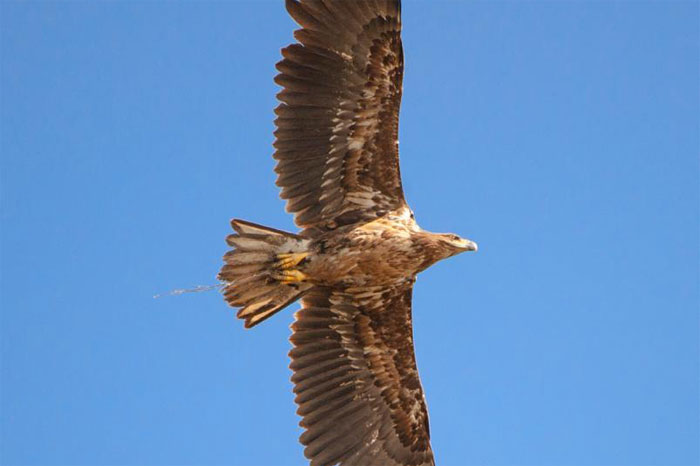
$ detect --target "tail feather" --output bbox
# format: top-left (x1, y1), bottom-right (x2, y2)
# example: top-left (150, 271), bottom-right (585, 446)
top-left (218, 219), bottom-right (312, 328)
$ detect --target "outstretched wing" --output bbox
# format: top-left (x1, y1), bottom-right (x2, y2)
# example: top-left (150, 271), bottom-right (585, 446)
top-left (275, 0), bottom-right (406, 237)
top-left (289, 284), bottom-right (435, 466)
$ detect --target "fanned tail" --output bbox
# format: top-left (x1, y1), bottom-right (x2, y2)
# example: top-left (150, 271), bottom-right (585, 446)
top-left (218, 219), bottom-right (312, 328)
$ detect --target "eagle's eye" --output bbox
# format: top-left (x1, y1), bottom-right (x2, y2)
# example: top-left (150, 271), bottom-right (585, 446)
top-left (410, 212), bottom-right (415, 220)
top-left (448, 234), bottom-right (460, 241)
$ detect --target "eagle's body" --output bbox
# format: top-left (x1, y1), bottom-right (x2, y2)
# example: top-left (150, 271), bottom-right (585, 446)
top-left (306, 206), bottom-right (469, 288)
top-left (219, 1), bottom-right (477, 465)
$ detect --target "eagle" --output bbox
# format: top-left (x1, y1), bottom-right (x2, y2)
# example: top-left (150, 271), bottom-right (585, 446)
top-left (218, 1), bottom-right (478, 465)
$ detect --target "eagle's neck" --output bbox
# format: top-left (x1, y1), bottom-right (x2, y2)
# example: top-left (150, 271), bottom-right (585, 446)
top-left (412, 231), bottom-right (454, 273)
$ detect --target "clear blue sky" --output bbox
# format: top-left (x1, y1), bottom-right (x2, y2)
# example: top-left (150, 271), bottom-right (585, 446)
top-left (1, 1), bottom-right (698, 465)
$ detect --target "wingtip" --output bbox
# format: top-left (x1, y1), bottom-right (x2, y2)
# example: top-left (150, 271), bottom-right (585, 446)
top-left (230, 218), bottom-right (245, 233)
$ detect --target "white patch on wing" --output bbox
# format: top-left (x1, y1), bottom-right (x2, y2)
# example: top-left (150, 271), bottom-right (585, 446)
top-left (391, 205), bottom-right (413, 222)
top-left (346, 196), bottom-right (377, 208)
top-left (367, 428), bottom-right (379, 447)
top-left (346, 190), bottom-right (374, 200)
top-left (406, 390), bottom-right (425, 425)
top-left (348, 138), bottom-right (364, 150)
top-left (355, 117), bottom-right (377, 128)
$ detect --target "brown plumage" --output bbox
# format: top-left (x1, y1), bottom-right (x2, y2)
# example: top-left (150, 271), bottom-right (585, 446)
top-left (218, 1), bottom-right (477, 465)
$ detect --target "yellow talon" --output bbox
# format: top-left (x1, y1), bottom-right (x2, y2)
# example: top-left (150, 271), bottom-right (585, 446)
top-left (276, 269), bottom-right (308, 284)
top-left (276, 252), bottom-right (309, 269)
top-left (274, 252), bottom-right (309, 283)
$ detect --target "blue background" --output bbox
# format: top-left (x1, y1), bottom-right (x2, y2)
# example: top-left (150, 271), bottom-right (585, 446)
top-left (2, 1), bottom-right (698, 465)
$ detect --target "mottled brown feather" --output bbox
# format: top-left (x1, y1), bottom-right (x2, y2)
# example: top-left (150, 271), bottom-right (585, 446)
top-left (289, 285), bottom-right (435, 466)
top-left (275, 0), bottom-right (406, 237)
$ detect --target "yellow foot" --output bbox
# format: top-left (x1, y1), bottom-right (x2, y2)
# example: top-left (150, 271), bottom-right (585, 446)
top-left (274, 269), bottom-right (308, 284)
top-left (276, 252), bottom-right (309, 269)
top-left (274, 252), bottom-right (309, 284)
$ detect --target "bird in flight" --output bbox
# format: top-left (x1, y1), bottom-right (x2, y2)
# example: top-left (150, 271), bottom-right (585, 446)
top-left (219, 1), bottom-right (477, 465)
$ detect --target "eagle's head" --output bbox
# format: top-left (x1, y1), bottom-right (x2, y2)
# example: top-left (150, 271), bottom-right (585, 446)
top-left (414, 231), bottom-right (477, 273)
top-left (438, 233), bottom-right (478, 257)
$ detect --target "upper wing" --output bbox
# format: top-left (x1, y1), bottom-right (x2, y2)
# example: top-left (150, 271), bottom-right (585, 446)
top-left (274, 0), bottom-right (406, 237)
top-left (289, 283), bottom-right (434, 466)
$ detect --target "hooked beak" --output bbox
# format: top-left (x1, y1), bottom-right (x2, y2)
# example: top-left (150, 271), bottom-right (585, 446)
top-left (461, 239), bottom-right (478, 252)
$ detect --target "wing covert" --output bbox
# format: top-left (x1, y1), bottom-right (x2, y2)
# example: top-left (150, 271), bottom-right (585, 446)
top-left (275, 0), bottom-right (406, 237)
